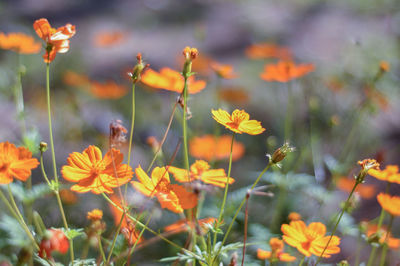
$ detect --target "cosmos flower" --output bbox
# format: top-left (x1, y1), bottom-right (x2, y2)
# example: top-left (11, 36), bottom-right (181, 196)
top-left (61, 145), bottom-right (132, 194)
top-left (377, 193), bottom-right (400, 217)
top-left (281, 220), bottom-right (340, 258)
top-left (131, 166), bottom-right (198, 213)
top-left (260, 61), bottom-right (314, 82)
top-left (211, 109), bottom-right (265, 135)
top-left (33, 18), bottom-right (76, 63)
top-left (168, 160), bottom-right (235, 188)
top-left (0, 142), bottom-right (39, 184)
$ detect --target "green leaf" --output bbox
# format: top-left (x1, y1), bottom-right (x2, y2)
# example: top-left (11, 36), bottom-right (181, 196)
top-left (63, 228), bottom-right (84, 240)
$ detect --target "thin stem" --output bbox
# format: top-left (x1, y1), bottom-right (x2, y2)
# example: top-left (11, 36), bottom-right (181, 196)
top-left (124, 82), bottom-right (136, 200)
top-left (299, 256), bottom-right (305, 266)
top-left (97, 234), bottom-right (107, 263)
top-left (4, 186), bottom-right (39, 250)
top-left (379, 215), bottom-right (394, 266)
top-left (182, 77), bottom-right (190, 174)
top-left (367, 182), bottom-right (390, 266)
top-left (45, 63), bottom-right (74, 262)
top-left (241, 194), bottom-right (250, 266)
top-left (214, 133), bottom-right (235, 246)
top-left (284, 82), bottom-right (293, 141)
top-left (106, 211), bottom-right (126, 264)
top-left (126, 212), bottom-right (153, 264)
top-left (211, 163), bottom-right (271, 264)
top-left (316, 180), bottom-right (360, 264)
top-left (146, 101), bottom-right (178, 173)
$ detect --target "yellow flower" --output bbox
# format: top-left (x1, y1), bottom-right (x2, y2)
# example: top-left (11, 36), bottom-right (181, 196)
top-left (211, 109), bottom-right (265, 135)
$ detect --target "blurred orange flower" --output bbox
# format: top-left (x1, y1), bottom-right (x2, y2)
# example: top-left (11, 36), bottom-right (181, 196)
top-left (379, 61), bottom-right (390, 72)
top-left (189, 135), bottom-right (245, 162)
top-left (59, 189), bottom-right (78, 205)
top-left (0, 142), bottom-right (39, 184)
top-left (218, 87), bottom-right (249, 105)
top-left (368, 165), bottom-right (400, 184)
top-left (87, 209), bottom-right (103, 221)
top-left (63, 70), bottom-right (90, 87)
top-left (89, 80), bottom-right (128, 99)
top-left (39, 229), bottom-right (69, 259)
top-left (377, 193), bottom-right (400, 216)
top-left (260, 61), bottom-right (314, 82)
top-left (210, 61), bottom-right (238, 79)
top-left (141, 68), bottom-right (206, 94)
top-left (0, 32), bottom-right (41, 54)
top-left (288, 212), bottom-right (302, 221)
top-left (93, 31), bottom-right (125, 47)
top-left (164, 217), bottom-right (217, 234)
top-left (366, 223), bottom-right (400, 249)
top-left (364, 86), bottom-right (389, 111)
top-left (33, 18), bottom-right (76, 63)
top-left (212, 109), bottom-right (265, 135)
top-left (168, 160), bottom-right (234, 188)
top-left (336, 177), bottom-right (376, 199)
top-left (131, 166), bottom-right (198, 213)
top-left (281, 220), bottom-right (340, 258)
top-left (61, 145), bottom-right (132, 194)
top-left (257, 237), bottom-right (296, 262)
top-left (245, 43), bottom-right (292, 60)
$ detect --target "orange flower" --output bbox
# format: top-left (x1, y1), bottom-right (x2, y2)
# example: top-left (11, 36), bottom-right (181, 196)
top-left (377, 193), bottom-right (400, 216)
top-left (281, 220), bottom-right (340, 258)
top-left (164, 217), bottom-right (217, 234)
top-left (87, 209), bottom-right (103, 221)
top-left (368, 165), bottom-right (400, 183)
top-left (366, 223), bottom-right (400, 249)
top-left (0, 32), bottom-right (41, 54)
top-left (245, 43), bottom-right (292, 60)
top-left (131, 166), bottom-right (198, 213)
top-left (33, 18), bottom-right (76, 63)
top-left (63, 70), bottom-right (90, 87)
top-left (0, 142), bottom-right (39, 184)
top-left (89, 80), bottom-right (128, 99)
top-left (61, 145), bottom-right (132, 194)
top-left (210, 61), bottom-right (238, 79)
top-left (257, 237), bottom-right (296, 262)
top-left (211, 109), bottom-right (265, 135)
top-left (260, 61), bottom-right (314, 82)
top-left (363, 86), bottom-right (389, 111)
top-left (288, 212), bottom-right (302, 221)
top-left (141, 67), bottom-right (206, 94)
top-left (218, 87), bottom-right (249, 105)
top-left (189, 135), bottom-right (245, 162)
top-left (93, 31), bottom-right (125, 47)
top-left (336, 177), bottom-right (376, 199)
top-left (168, 160), bottom-right (235, 188)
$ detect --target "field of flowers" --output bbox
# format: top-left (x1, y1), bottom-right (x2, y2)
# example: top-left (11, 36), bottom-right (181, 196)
top-left (0, 1), bottom-right (400, 265)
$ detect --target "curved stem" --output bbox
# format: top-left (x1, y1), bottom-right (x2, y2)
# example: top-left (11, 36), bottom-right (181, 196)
top-left (106, 211), bottom-right (126, 264)
top-left (126, 212), bottom-right (153, 265)
top-left (212, 163), bottom-right (271, 263)
top-left (124, 82), bottom-right (136, 201)
top-left (299, 256), bottom-right (305, 266)
top-left (45, 63), bottom-right (74, 262)
top-left (98, 234), bottom-right (106, 263)
top-left (316, 180), bottom-right (359, 264)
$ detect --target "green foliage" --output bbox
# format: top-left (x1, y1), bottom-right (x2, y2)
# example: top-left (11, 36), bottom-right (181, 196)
top-left (0, 215), bottom-right (30, 247)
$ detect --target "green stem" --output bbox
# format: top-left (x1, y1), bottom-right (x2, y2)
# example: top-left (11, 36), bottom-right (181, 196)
top-left (3, 186), bottom-right (39, 250)
top-left (98, 234), bottom-right (107, 263)
top-left (316, 180), bottom-right (360, 265)
top-left (379, 215), bottom-right (394, 266)
top-left (367, 182), bottom-right (390, 266)
top-left (124, 82), bottom-right (136, 200)
top-left (106, 211), bottom-right (126, 264)
top-left (127, 212), bottom-right (153, 260)
top-left (211, 163), bottom-right (271, 263)
top-left (102, 193), bottom-right (195, 256)
top-left (45, 63), bottom-right (74, 262)
top-left (299, 256), bottom-right (305, 266)
top-left (213, 133), bottom-right (235, 246)
top-left (182, 77), bottom-right (190, 173)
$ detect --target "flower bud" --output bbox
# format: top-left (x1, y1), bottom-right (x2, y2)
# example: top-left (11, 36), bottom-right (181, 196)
top-left (182, 46), bottom-right (198, 78)
top-left (268, 142), bottom-right (295, 165)
top-left (39, 142), bottom-right (48, 153)
top-left (128, 53), bottom-right (147, 83)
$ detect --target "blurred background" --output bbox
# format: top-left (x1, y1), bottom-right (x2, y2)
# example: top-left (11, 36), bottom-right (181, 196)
top-left (1, 0), bottom-right (400, 265)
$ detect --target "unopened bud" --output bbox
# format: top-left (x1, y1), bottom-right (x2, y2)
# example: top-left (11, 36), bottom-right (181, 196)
top-left (182, 46), bottom-right (198, 78)
top-left (268, 142), bottom-right (295, 165)
top-left (128, 53), bottom-right (147, 83)
top-left (337, 260), bottom-right (349, 266)
top-left (39, 142), bottom-right (48, 153)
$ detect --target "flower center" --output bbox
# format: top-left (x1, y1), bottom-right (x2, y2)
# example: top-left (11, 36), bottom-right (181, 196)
top-left (156, 180), bottom-right (170, 193)
top-left (0, 161), bottom-right (10, 173)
